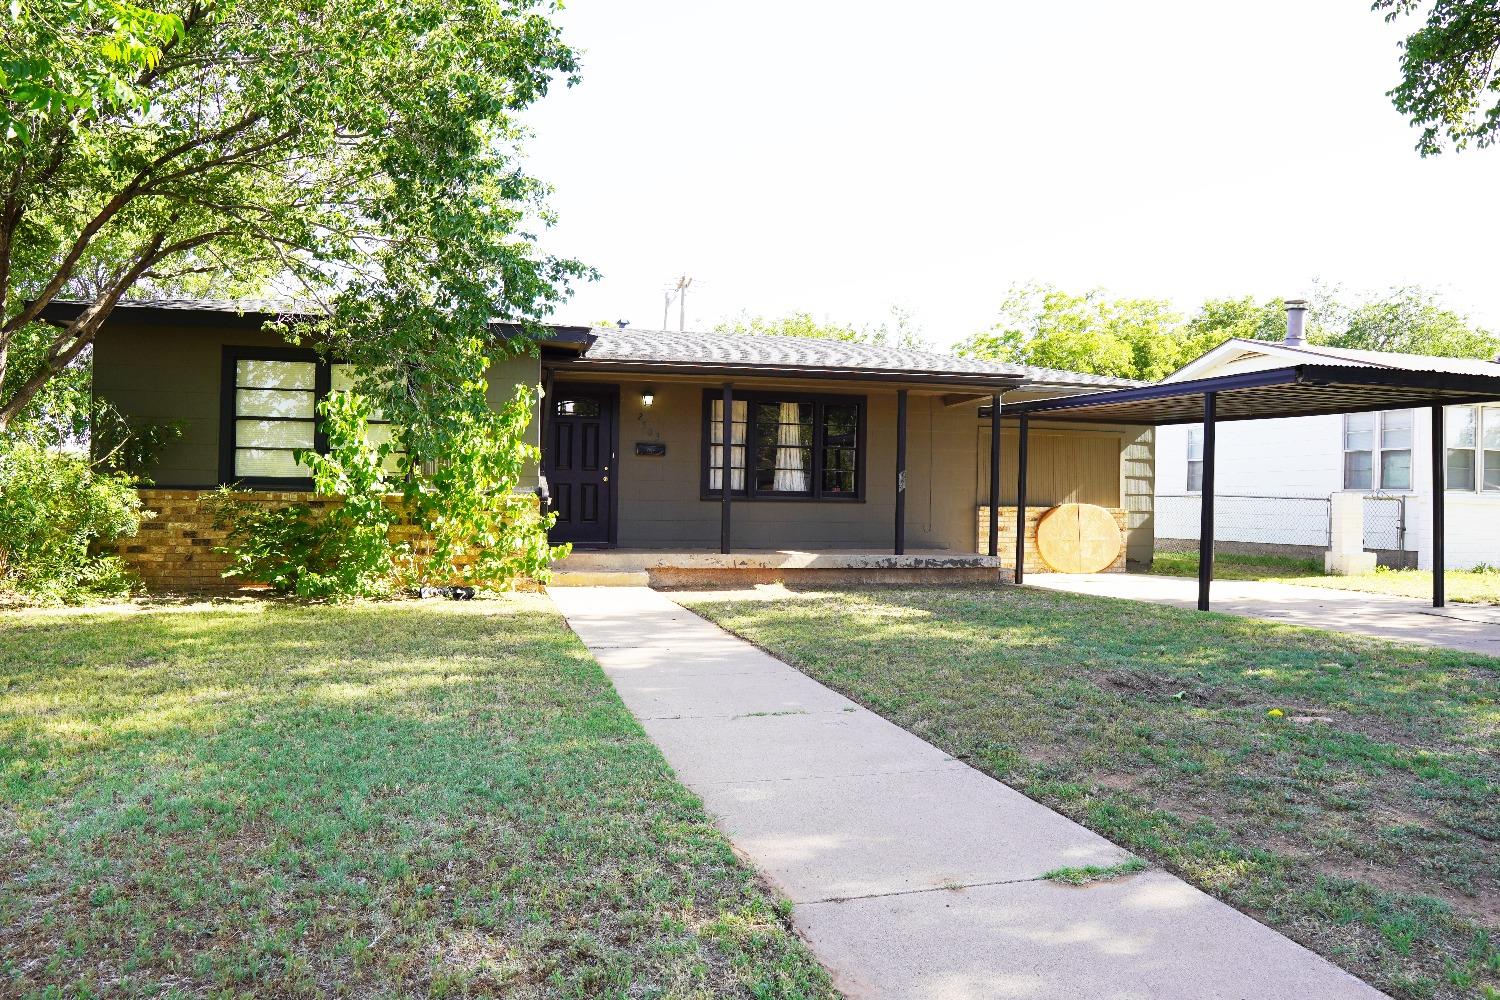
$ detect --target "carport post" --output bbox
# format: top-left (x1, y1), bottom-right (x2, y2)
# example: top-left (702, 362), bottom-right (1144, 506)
top-left (1197, 392), bottom-right (1217, 611)
top-left (1431, 404), bottom-right (1445, 607)
top-left (988, 394), bottom-right (1001, 557)
top-left (895, 389), bottom-right (908, 555)
top-left (1014, 413), bottom-right (1029, 585)
top-left (720, 384), bottom-right (733, 554)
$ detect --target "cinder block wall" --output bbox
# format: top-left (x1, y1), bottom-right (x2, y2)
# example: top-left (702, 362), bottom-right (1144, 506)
top-left (975, 505), bottom-right (1129, 574)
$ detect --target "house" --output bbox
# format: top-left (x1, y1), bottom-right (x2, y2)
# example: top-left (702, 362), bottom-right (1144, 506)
top-left (49, 299), bottom-right (1157, 589)
top-left (1154, 302), bottom-right (1500, 570)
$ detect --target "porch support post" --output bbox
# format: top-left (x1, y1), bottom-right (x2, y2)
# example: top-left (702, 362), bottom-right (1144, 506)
top-left (988, 394), bottom-right (1001, 557)
top-left (721, 383), bottom-right (733, 554)
top-left (1014, 413), bottom-right (1029, 585)
top-left (1431, 403), bottom-right (1446, 608)
top-left (894, 389), bottom-right (908, 555)
top-left (1197, 392), bottom-right (1217, 611)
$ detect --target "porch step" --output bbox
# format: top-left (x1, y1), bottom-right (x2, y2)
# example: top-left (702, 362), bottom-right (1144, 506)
top-left (549, 570), bottom-right (652, 588)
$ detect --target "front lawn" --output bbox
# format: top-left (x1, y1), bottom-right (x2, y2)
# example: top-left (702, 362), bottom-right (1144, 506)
top-left (1151, 550), bottom-right (1500, 605)
top-left (0, 598), bottom-right (834, 999)
top-left (683, 586), bottom-right (1500, 1000)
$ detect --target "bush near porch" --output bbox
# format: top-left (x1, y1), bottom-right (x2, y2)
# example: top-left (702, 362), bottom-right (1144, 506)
top-left (684, 586), bottom-right (1500, 1000)
top-left (0, 598), bottom-right (834, 999)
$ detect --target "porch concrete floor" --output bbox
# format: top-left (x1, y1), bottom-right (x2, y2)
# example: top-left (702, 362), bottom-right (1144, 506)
top-left (554, 547), bottom-right (1002, 572)
top-left (548, 585), bottom-right (1388, 1000)
top-left (1030, 572), bottom-right (1500, 657)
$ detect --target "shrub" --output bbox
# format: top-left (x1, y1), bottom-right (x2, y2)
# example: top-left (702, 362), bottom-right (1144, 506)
top-left (209, 392), bottom-right (402, 600)
top-left (0, 440), bottom-right (142, 603)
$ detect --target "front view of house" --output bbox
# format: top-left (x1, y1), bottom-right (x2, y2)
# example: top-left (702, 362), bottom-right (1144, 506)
top-left (49, 299), bottom-right (1157, 589)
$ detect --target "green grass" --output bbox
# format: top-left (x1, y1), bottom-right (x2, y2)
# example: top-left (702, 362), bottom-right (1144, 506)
top-left (0, 597), bottom-right (836, 999)
top-left (1151, 550), bottom-right (1500, 605)
top-left (1040, 858), bottom-right (1148, 885)
top-left (683, 586), bottom-right (1500, 1000)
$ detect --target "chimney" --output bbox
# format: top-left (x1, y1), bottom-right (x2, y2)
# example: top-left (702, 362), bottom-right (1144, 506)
top-left (1284, 299), bottom-right (1309, 347)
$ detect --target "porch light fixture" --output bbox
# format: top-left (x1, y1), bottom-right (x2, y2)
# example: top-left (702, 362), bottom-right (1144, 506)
top-left (641, 387), bottom-right (655, 408)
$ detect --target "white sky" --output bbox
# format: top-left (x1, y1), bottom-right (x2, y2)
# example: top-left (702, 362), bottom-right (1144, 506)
top-left (523, 1), bottom-right (1500, 349)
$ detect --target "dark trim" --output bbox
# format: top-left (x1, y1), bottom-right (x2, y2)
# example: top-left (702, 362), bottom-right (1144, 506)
top-left (721, 384), bottom-right (733, 554)
top-left (1014, 414), bottom-right (1029, 584)
top-left (698, 388), bottom-right (868, 503)
top-left (219, 345), bottom-right (323, 490)
top-left (1432, 404), bottom-right (1446, 608)
top-left (894, 389), bottom-right (907, 555)
top-left (547, 382), bottom-right (620, 548)
top-left (1197, 392), bottom-right (1217, 611)
top-left (554, 358), bottom-right (1029, 391)
top-left (988, 394), bottom-right (1001, 557)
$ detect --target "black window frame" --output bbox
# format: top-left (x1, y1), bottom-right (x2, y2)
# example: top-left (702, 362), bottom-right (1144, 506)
top-left (220, 346), bottom-right (327, 489)
top-left (698, 389), bottom-right (866, 502)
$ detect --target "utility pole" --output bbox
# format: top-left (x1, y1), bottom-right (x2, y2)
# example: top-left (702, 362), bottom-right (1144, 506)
top-left (675, 274), bottom-right (693, 332)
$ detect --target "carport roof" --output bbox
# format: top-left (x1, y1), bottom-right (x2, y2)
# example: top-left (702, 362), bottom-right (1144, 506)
top-left (1005, 364), bottom-right (1500, 425)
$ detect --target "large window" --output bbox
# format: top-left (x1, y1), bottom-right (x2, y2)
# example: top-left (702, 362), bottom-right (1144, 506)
top-left (1343, 410), bottom-right (1412, 491)
top-left (702, 391), bottom-right (864, 501)
top-left (221, 348), bottom-right (399, 486)
top-left (1185, 426), bottom-right (1204, 492)
top-left (1446, 404), bottom-right (1500, 492)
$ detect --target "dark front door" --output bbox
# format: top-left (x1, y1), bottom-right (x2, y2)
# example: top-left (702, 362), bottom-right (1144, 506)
top-left (544, 385), bottom-right (616, 546)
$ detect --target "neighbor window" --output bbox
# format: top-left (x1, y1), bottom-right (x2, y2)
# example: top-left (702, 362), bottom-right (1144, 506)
top-left (1343, 410), bottom-right (1411, 491)
top-left (223, 349), bottom-right (401, 485)
top-left (1185, 426), bottom-right (1204, 492)
top-left (1445, 404), bottom-right (1500, 492)
top-left (703, 391), bottom-right (864, 500)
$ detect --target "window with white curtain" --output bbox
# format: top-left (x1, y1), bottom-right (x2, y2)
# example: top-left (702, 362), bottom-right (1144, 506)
top-left (703, 391), bottom-right (863, 500)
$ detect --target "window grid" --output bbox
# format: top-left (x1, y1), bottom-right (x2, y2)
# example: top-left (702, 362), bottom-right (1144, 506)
top-left (702, 391), bottom-right (864, 501)
top-left (1447, 404), bottom-right (1500, 493)
top-left (1343, 410), bottom-right (1412, 492)
top-left (1185, 426), bottom-right (1204, 493)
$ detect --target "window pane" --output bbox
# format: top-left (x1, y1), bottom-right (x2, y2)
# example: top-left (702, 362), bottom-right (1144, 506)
top-left (1344, 412), bottom-right (1375, 451)
top-left (1343, 451), bottom-right (1373, 490)
top-left (1380, 449), bottom-right (1411, 491)
top-left (329, 363), bottom-right (357, 394)
top-left (556, 397), bottom-right (601, 417)
top-left (1381, 410), bottom-right (1412, 449)
top-left (1483, 408), bottom-right (1500, 450)
top-left (1447, 406), bottom-right (1477, 448)
top-left (708, 399), bottom-right (748, 491)
top-left (754, 401), bottom-right (812, 493)
top-left (1186, 426), bottom-right (1203, 462)
top-left (821, 403), bottom-right (859, 496)
top-left (235, 448), bottom-right (310, 478)
top-left (1447, 448), bottom-right (1476, 490)
top-left (1186, 460), bottom-right (1203, 492)
top-left (1485, 451), bottom-right (1500, 492)
top-left (237, 359), bottom-right (315, 390)
top-left (235, 419), bottom-right (314, 450)
top-left (236, 387), bottom-right (315, 419)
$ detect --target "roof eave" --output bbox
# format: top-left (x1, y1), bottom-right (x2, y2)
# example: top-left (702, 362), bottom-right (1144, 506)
top-left (546, 357), bottom-right (1033, 390)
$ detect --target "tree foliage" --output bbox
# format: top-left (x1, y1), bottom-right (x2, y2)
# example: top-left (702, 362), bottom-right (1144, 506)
top-left (959, 282), bottom-right (1499, 381)
top-left (0, 0), bottom-right (589, 433)
top-left (1375, 0), bottom-right (1500, 154)
top-left (715, 309), bottom-right (928, 350)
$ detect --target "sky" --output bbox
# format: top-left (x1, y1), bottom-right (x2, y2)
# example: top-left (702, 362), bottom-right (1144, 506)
top-left (521, 1), bottom-right (1500, 349)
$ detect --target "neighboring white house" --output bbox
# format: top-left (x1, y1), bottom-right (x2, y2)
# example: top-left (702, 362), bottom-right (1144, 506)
top-left (1155, 320), bottom-right (1500, 571)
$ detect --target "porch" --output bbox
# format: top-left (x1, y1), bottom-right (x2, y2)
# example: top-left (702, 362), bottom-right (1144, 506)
top-left (550, 547), bottom-right (1007, 588)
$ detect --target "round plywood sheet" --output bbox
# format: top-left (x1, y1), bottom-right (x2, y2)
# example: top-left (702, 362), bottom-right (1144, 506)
top-left (1034, 503), bottom-right (1123, 574)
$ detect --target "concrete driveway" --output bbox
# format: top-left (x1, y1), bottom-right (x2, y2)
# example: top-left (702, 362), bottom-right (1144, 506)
top-left (550, 585), bottom-right (1389, 1000)
top-left (1029, 572), bottom-right (1500, 657)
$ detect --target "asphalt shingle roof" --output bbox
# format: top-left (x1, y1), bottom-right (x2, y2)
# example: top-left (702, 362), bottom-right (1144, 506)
top-left (582, 328), bottom-right (1142, 387)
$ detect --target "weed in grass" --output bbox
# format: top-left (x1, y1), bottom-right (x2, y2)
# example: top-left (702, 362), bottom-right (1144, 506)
top-left (1041, 858), bottom-right (1149, 885)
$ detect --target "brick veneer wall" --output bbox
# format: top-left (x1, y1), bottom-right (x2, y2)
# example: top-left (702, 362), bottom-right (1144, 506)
top-left (975, 505), bottom-right (1129, 574)
top-left (103, 489), bottom-right (493, 593)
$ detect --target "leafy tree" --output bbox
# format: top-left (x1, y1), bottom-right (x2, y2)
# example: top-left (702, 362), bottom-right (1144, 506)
top-left (715, 308), bottom-right (928, 350)
top-left (1322, 286), bottom-right (1500, 358)
top-left (957, 284), bottom-right (1189, 382)
top-left (1375, 0), bottom-right (1500, 154)
top-left (0, 0), bottom-right (588, 435)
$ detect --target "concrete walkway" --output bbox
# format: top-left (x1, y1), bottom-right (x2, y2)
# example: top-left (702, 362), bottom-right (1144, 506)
top-left (549, 586), bottom-right (1387, 1000)
top-left (1030, 573), bottom-right (1500, 657)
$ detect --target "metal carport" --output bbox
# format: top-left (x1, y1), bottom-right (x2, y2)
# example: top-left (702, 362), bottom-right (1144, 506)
top-left (1005, 364), bottom-right (1500, 610)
